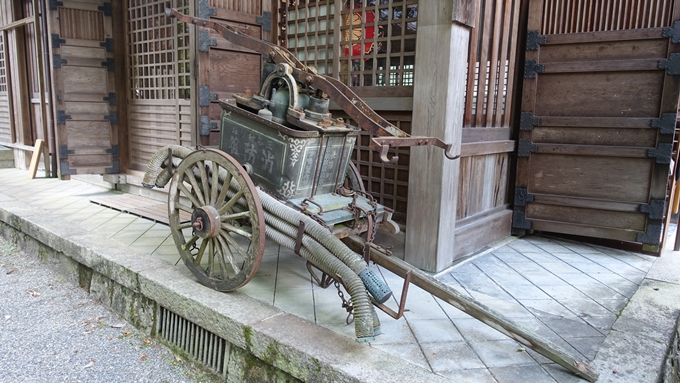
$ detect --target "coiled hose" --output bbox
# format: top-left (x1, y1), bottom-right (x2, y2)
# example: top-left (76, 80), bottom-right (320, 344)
top-left (142, 146), bottom-right (383, 341)
top-left (142, 145), bottom-right (194, 188)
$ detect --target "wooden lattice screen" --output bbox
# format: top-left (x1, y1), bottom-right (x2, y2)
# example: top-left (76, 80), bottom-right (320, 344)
top-left (0, 32), bottom-right (10, 144)
top-left (454, 0), bottom-right (521, 225)
top-left (541, 0), bottom-right (673, 34)
top-left (284, 0), bottom-right (417, 221)
top-left (126, 0), bottom-right (192, 171)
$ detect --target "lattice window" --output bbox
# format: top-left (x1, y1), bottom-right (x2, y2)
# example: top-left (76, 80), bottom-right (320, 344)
top-left (286, 1), bottom-right (336, 76)
top-left (284, 0), bottom-right (417, 86)
top-left (127, 0), bottom-right (190, 100)
top-left (339, 0), bottom-right (417, 87)
top-left (0, 34), bottom-right (6, 94)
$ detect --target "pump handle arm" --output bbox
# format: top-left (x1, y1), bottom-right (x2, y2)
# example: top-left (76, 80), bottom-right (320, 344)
top-left (166, 8), bottom-right (458, 162)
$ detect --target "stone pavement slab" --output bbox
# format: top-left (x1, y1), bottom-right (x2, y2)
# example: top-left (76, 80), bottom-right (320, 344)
top-left (1, 168), bottom-right (680, 382)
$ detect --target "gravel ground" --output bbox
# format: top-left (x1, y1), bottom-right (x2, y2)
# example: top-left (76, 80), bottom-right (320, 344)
top-left (0, 236), bottom-right (217, 383)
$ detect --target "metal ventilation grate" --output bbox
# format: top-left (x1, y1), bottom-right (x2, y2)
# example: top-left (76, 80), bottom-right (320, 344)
top-left (158, 306), bottom-right (228, 377)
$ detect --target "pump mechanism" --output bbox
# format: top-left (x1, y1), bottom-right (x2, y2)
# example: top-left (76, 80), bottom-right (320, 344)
top-left (165, 7), bottom-right (459, 164)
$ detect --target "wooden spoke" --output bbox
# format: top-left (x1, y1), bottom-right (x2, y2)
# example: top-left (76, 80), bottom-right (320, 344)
top-left (175, 202), bottom-right (194, 214)
top-left (168, 149), bottom-right (265, 292)
top-left (216, 233), bottom-right (241, 275)
top-left (183, 234), bottom-right (199, 251)
top-left (218, 190), bottom-right (244, 216)
top-left (221, 229), bottom-right (251, 262)
top-left (221, 222), bottom-right (253, 239)
top-left (210, 161), bottom-right (220, 205)
top-left (178, 221), bottom-right (194, 230)
top-left (208, 239), bottom-right (215, 278)
top-left (176, 181), bottom-right (202, 208)
top-left (194, 239), bottom-right (208, 266)
top-left (198, 160), bottom-right (210, 205)
top-left (215, 172), bottom-right (232, 207)
top-left (183, 168), bottom-right (205, 206)
top-left (221, 211), bottom-right (251, 221)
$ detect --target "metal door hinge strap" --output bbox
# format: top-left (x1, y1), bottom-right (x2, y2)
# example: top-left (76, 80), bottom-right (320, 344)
top-left (56, 110), bottom-right (71, 124)
top-left (51, 34), bottom-right (65, 49)
top-left (526, 30), bottom-right (547, 51)
top-left (199, 86), bottom-right (218, 107)
top-left (101, 58), bottom-right (115, 72)
top-left (198, 30), bottom-right (217, 52)
top-left (100, 38), bottom-right (114, 52)
top-left (640, 199), bottom-right (666, 220)
top-left (514, 188), bottom-right (534, 207)
top-left (659, 53), bottom-right (680, 75)
top-left (104, 111), bottom-right (118, 125)
top-left (517, 138), bottom-right (538, 157)
top-left (512, 211), bottom-right (532, 230)
top-left (256, 12), bottom-right (272, 32)
top-left (198, 0), bottom-right (216, 19)
top-left (98, 2), bottom-right (112, 16)
top-left (651, 113), bottom-right (676, 135)
top-left (520, 112), bottom-right (540, 131)
top-left (647, 143), bottom-right (672, 164)
top-left (662, 20), bottom-right (680, 43)
top-left (199, 115), bottom-right (216, 136)
top-left (106, 144), bottom-right (119, 158)
top-left (524, 59), bottom-right (544, 78)
top-left (636, 224), bottom-right (662, 245)
top-left (58, 145), bottom-right (74, 160)
top-left (53, 54), bottom-right (67, 68)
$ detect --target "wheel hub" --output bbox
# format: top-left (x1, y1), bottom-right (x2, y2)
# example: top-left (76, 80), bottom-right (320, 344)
top-left (191, 205), bottom-right (221, 238)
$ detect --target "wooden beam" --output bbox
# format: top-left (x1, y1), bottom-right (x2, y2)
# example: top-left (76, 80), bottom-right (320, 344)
top-left (32, 0), bottom-right (50, 177)
top-left (28, 138), bottom-right (44, 179)
top-left (405, 0), bottom-right (470, 272)
top-left (343, 234), bottom-right (600, 383)
top-left (460, 140), bottom-right (515, 157)
top-left (0, 16), bottom-right (34, 32)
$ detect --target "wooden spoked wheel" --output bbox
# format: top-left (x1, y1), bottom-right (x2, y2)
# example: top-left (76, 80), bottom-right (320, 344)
top-left (344, 161), bottom-right (365, 193)
top-left (168, 149), bottom-right (265, 291)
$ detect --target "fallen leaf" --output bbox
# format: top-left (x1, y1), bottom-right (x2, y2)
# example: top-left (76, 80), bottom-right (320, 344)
top-left (74, 350), bottom-right (78, 353)
top-left (111, 323), bottom-right (125, 328)
top-left (174, 356), bottom-right (181, 363)
top-left (143, 338), bottom-right (152, 345)
top-left (123, 331), bottom-right (131, 336)
top-left (140, 354), bottom-right (148, 361)
top-left (517, 347), bottom-right (526, 352)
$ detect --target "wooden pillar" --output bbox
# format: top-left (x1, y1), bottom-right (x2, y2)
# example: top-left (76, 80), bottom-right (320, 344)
top-left (405, 0), bottom-right (474, 272)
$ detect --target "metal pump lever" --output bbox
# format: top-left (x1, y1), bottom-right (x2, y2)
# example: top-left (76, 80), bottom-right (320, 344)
top-left (165, 8), bottom-right (459, 163)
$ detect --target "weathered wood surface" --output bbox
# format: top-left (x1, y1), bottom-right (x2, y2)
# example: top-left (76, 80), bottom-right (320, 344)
top-left (343, 234), bottom-right (600, 382)
top-left (28, 138), bottom-right (44, 179)
top-left (90, 194), bottom-right (190, 225)
top-left (513, 0), bottom-right (680, 251)
top-left (48, 0), bottom-right (117, 179)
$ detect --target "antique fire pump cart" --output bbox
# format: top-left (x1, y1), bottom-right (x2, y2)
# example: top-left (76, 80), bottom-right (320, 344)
top-left (140, 9), bottom-right (599, 382)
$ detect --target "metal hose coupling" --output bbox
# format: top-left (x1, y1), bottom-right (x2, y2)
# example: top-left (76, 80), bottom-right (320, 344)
top-left (358, 269), bottom-right (392, 304)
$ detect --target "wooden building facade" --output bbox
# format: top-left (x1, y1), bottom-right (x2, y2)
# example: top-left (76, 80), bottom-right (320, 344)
top-left (1, 0), bottom-right (679, 272)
